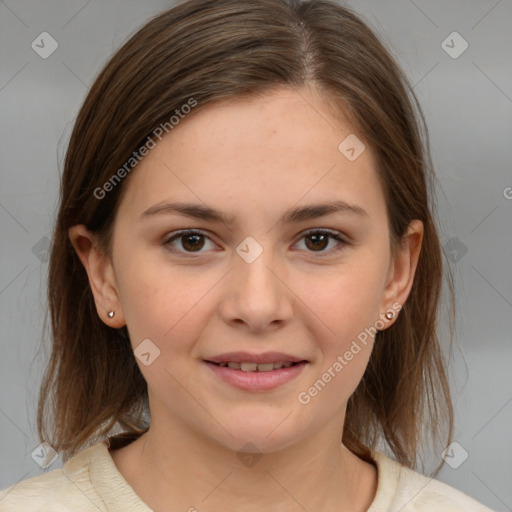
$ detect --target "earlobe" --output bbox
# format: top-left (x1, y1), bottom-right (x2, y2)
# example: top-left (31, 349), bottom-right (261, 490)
top-left (68, 224), bottom-right (126, 328)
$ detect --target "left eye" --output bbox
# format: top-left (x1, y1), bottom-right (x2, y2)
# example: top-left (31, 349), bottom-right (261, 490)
top-left (163, 229), bottom-right (347, 256)
top-left (294, 229), bottom-right (347, 254)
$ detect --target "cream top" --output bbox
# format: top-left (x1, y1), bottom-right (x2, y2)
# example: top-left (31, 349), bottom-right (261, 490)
top-left (0, 439), bottom-right (495, 511)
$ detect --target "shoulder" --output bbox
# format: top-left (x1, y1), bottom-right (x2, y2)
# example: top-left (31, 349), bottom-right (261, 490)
top-left (369, 450), bottom-right (496, 512)
top-left (0, 442), bottom-right (107, 512)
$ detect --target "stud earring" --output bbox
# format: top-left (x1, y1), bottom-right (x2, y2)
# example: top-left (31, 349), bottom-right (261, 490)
top-left (107, 311), bottom-right (115, 318)
top-left (385, 311), bottom-right (394, 320)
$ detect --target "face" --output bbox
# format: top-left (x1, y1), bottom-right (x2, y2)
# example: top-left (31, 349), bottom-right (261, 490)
top-left (73, 85), bottom-right (421, 454)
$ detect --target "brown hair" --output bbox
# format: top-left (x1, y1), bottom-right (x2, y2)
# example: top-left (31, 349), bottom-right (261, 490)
top-left (38, 0), bottom-right (454, 470)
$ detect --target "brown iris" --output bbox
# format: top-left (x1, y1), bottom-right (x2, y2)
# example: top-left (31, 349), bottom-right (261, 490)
top-left (181, 233), bottom-right (205, 252)
top-left (305, 233), bottom-right (329, 251)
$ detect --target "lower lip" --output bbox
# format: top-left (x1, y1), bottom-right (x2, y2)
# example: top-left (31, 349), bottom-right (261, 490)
top-left (204, 361), bottom-right (307, 391)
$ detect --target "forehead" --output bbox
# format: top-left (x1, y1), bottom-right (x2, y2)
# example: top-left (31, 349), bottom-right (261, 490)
top-left (117, 86), bottom-right (386, 225)
top-left (167, 87), bottom-right (356, 165)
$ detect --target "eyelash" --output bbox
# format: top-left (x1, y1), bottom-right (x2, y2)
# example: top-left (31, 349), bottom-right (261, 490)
top-left (163, 228), bottom-right (348, 258)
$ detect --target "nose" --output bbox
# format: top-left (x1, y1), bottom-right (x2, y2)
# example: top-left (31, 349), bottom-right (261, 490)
top-left (219, 243), bottom-right (294, 333)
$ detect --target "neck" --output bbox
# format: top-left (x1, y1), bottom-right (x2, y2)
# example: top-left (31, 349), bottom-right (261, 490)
top-left (111, 417), bottom-right (377, 512)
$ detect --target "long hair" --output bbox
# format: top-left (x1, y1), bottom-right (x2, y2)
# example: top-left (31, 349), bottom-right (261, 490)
top-left (38, 0), bottom-right (454, 470)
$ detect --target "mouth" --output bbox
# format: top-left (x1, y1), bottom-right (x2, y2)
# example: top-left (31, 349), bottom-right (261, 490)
top-left (203, 353), bottom-right (308, 391)
top-left (207, 361), bottom-right (304, 372)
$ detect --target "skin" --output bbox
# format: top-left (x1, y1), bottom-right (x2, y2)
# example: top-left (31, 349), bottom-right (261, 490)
top-left (69, 84), bottom-right (423, 512)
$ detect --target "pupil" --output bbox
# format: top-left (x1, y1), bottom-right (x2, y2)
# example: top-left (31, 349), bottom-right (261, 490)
top-left (306, 234), bottom-right (328, 251)
top-left (183, 234), bottom-right (204, 251)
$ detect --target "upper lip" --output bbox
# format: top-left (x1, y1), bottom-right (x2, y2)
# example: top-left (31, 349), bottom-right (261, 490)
top-left (204, 352), bottom-right (307, 364)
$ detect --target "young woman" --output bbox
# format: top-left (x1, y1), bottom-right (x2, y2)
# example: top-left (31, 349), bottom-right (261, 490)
top-left (0, 0), bottom-right (495, 510)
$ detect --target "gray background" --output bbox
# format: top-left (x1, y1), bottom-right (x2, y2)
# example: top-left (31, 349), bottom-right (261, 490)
top-left (0, 0), bottom-right (511, 510)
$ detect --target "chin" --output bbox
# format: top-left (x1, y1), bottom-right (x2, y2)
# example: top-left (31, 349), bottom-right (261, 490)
top-left (205, 415), bottom-right (306, 455)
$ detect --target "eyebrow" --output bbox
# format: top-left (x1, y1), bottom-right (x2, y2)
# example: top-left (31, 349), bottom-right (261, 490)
top-left (140, 200), bottom-right (369, 225)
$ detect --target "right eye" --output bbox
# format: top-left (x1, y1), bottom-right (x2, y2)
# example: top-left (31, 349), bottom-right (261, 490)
top-left (163, 229), bottom-right (218, 256)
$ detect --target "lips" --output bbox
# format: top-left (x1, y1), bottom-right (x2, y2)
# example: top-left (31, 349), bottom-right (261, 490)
top-left (203, 351), bottom-right (308, 390)
top-left (205, 360), bottom-right (307, 391)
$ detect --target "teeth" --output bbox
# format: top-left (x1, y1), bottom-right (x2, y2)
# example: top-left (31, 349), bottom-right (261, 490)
top-left (240, 362), bottom-right (258, 371)
top-left (216, 361), bottom-right (299, 371)
top-left (256, 363), bottom-right (275, 372)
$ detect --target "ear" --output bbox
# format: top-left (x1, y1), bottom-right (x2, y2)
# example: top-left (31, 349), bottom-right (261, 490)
top-left (68, 224), bottom-right (126, 328)
top-left (379, 219), bottom-right (424, 328)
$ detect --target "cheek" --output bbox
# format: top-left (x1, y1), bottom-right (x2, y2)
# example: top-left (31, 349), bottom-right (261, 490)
top-left (297, 269), bottom-right (381, 411)
top-left (296, 253), bottom-right (388, 406)
top-left (303, 257), bottom-right (388, 349)
top-left (116, 257), bottom-right (218, 352)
